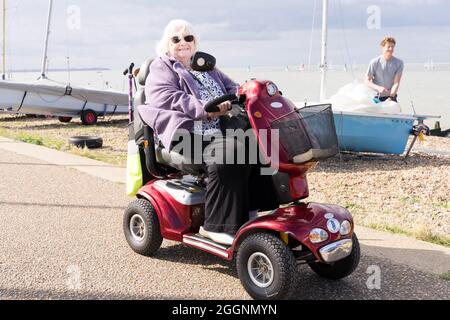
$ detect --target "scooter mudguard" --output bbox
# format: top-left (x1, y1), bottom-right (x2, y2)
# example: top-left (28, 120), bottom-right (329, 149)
top-left (137, 179), bottom-right (205, 242)
top-left (232, 202), bottom-right (354, 262)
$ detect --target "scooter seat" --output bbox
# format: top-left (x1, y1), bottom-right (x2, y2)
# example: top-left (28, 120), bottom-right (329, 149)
top-left (133, 58), bottom-right (206, 176)
top-left (155, 146), bottom-right (206, 176)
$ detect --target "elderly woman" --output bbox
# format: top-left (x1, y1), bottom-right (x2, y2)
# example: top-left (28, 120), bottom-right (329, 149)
top-left (139, 19), bottom-right (251, 245)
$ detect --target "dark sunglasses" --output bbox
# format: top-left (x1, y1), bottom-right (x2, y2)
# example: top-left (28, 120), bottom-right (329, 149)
top-left (171, 35), bottom-right (195, 44)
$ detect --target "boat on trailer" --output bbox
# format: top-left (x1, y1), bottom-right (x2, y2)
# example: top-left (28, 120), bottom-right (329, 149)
top-left (0, 78), bottom-right (128, 124)
top-left (332, 111), bottom-right (432, 156)
top-left (0, 0), bottom-right (128, 124)
top-left (308, 0), bottom-right (437, 156)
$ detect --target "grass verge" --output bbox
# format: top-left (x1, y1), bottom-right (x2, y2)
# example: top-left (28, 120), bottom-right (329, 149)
top-left (367, 222), bottom-right (450, 248)
top-left (0, 128), bottom-right (125, 166)
top-left (0, 128), bottom-right (65, 149)
top-left (440, 270), bottom-right (450, 281)
top-left (434, 202), bottom-right (450, 211)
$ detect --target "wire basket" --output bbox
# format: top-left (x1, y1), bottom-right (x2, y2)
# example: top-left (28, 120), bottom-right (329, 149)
top-left (270, 104), bottom-right (338, 163)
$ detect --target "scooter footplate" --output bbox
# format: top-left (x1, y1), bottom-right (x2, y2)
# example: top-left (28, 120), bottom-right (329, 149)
top-left (182, 234), bottom-right (230, 259)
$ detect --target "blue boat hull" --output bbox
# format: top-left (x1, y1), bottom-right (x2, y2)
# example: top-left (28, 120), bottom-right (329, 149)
top-left (333, 112), bottom-right (415, 154)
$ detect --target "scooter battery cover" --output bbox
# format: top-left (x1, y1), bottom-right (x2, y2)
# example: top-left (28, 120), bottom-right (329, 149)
top-left (271, 104), bottom-right (338, 163)
top-left (154, 176), bottom-right (205, 205)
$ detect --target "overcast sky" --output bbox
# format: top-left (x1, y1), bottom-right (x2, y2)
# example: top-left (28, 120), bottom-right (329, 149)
top-left (3, 0), bottom-right (450, 70)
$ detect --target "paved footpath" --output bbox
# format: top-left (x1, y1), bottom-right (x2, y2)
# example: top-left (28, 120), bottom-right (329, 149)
top-left (0, 137), bottom-right (448, 300)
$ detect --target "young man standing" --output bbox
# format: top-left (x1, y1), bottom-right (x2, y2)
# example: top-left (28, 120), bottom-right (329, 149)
top-left (365, 37), bottom-right (404, 102)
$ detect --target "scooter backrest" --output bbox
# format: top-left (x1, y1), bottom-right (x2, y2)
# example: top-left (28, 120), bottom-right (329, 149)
top-left (133, 58), bottom-right (154, 145)
top-left (137, 58), bottom-right (154, 86)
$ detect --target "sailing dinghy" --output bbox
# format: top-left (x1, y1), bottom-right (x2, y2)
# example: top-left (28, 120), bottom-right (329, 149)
top-left (0, 0), bottom-right (128, 124)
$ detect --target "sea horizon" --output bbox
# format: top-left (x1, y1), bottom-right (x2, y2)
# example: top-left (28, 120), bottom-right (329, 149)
top-left (3, 64), bottom-right (449, 130)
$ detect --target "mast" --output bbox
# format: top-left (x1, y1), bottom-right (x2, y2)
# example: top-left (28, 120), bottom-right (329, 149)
top-left (2, 0), bottom-right (5, 80)
top-left (40, 0), bottom-right (53, 79)
top-left (319, 0), bottom-right (328, 101)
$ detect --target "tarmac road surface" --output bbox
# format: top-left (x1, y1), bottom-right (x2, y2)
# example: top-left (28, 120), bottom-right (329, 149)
top-left (0, 148), bottom-right (448, 300)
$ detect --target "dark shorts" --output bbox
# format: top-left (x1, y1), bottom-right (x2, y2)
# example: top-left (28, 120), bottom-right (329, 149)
top-left (379, 95), bottom-right (398, 102)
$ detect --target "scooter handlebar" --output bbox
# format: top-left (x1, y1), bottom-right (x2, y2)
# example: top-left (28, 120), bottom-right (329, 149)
top-left (204, 93), bottom-right (237, 113)
top-left (123, 62), bottom-right (135, 76)
top-left (128, 62), bottom-right (135, 75)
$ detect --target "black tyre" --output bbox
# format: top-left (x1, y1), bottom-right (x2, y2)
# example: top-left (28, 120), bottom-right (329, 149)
top-left (123, 198), bottom-right (163, 256)
top-left (81, 109), bottom-right (98, 125)
top-left (68, 136), bottom-right (103, 149)
top-left (236, 233), bottom-right (297, 300)
top-left (58, 116), bottom-right (72, 123)
top-left (308, 233), bottom-right (360, 280)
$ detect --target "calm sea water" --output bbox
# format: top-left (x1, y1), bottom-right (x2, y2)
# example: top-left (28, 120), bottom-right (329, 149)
top-left (9, 64), bottom-right (450, 129)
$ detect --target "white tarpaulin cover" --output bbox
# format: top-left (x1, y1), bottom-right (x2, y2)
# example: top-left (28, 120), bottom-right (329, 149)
top-left (324, 82), bottom-right (402, 114)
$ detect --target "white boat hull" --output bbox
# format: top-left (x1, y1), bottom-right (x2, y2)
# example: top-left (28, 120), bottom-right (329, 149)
top-left (332, 110), bottom-right (416, 154)
top-left (0, 79), bottom-right (128, 117)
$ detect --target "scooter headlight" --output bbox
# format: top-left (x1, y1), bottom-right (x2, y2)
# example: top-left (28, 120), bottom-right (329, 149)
top-left (266, 82), bottom-right (278, 96)
top-left (309, 228), bottom-right (329, 244)
top-left (340, 220), bottom-right (352, 236)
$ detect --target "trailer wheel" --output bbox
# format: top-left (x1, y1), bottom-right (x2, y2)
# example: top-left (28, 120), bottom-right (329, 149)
top-left (123, 198), bottom-right (163, 257)
top-left (236, 233), bottom-right (297, 300)
top-left (81, 109), bottom-right (97, 125)
top-left (58, 116), bottom-right (72, 123)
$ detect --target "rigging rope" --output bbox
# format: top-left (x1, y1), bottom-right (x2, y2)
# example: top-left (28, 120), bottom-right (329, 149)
top-left (307, 0), bottom-right (317, 71)
top-left (331, 0), bottom-right (346, 73)
top-left (4, 0), bottom-right (22, 77)
top-left (64, 0), bottom-right (71, 85)
top-left (337, 0), bottom-right (356, 80)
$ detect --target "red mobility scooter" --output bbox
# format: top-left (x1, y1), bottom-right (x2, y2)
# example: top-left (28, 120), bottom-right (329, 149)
top-left (123, 53), bottom-right (360, 300)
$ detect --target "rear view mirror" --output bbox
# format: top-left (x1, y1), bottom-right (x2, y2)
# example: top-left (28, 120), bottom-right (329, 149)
top-left (191, 51), bottom-right (216, 71)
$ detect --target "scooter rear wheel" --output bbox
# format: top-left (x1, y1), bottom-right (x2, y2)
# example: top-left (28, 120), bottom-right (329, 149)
top-left (123, 198), bottom-right (162, 256)
top-left (236, 233), bottom-right (297, 300)
top-left (308, 233), bottom-right (360, 280)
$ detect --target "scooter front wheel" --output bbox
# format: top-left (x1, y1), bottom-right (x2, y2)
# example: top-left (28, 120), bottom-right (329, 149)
top-left (123, 198), bottom-right (163, 256)
top-left (236, 233), bottom-right (297, 300)
top-left (308, 233), bottom-right (360, 280)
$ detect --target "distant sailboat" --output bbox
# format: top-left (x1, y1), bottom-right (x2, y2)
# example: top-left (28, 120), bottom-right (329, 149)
top-left (0, 0), bottom-right (128, 124)
top-left (424, 59), bottom-right (435, 71)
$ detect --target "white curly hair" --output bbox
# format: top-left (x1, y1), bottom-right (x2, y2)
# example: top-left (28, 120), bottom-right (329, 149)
top-left (155, 19), bottom-right (199, 57)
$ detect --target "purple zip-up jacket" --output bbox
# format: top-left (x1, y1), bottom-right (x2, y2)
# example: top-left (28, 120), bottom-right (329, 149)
top-left (138, 54), bottom-right (237, 150)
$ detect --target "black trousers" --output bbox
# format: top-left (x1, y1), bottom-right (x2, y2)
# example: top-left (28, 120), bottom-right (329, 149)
top-left (170, 131), bottom-right (276, 233)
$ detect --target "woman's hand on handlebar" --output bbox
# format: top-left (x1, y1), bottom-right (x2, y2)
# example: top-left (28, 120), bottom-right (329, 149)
top-left (207, 101), bottom-right (230, 119)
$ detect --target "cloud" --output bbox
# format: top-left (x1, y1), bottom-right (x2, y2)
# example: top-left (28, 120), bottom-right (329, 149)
top-left (340, 0), bottom-right (443, 5)
top-left (3, 0), bottom-right (450, 70)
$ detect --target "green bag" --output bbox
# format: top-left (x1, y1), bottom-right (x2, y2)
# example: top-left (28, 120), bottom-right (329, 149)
top-left (126, 125), bottom-right (143, 196)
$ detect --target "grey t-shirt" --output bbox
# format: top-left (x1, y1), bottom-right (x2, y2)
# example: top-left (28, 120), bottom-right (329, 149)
top-left (366, 56), bottom-right (404, 96)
